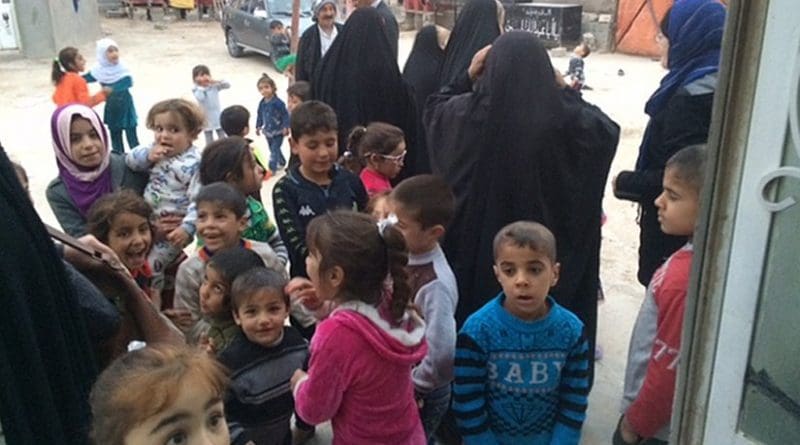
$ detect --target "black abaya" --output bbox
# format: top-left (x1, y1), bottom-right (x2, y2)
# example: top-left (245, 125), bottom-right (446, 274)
top-left (0, 146), bottom-right (97, 444)
top-left (425, 32), bottom-right (619, 384)
top-left (311, 7), bottom-right (417, 165)
top-left (402, 25), bottom-right (445, 175)
top-left (437, 0), bottom-right (501, 89)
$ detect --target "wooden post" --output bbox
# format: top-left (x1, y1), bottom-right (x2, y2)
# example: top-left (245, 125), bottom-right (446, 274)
top-left (291, 0), bottom-right (301, 53)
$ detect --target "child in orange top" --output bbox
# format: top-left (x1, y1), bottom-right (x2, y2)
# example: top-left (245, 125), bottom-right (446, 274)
top-left (52, 47), bottom-right (110, 107)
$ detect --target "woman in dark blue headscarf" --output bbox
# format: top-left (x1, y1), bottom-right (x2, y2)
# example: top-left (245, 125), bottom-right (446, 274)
top-left (614, 0), bottom-right (726, 287)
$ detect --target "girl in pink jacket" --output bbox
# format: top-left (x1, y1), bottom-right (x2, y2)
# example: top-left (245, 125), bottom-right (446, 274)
top-left (289, 211), bottom-right (427, 444)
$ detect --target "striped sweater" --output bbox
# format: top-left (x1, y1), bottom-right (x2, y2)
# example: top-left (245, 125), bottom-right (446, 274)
top-left (453, 294), bottom-right (590, 445)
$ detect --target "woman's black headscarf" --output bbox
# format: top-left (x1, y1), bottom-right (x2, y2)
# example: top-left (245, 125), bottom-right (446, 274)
top-left (437, 0), bottom-right (501, 88)
top-left (426, 32), bottom-right (619, 383)
top-left (402, 25), bottom-right (445, 174)
top-left (312, 7), bottom-right (416, 162)
top-left (0, 145), bottom-right (97, 444)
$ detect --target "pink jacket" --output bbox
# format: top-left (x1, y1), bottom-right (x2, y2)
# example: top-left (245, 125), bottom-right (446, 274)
top-left (294, 301), bottom-right (428, 444)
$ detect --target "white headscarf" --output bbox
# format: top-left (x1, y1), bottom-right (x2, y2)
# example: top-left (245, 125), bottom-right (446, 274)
top-left (89, 38), bottom-right (130, 84)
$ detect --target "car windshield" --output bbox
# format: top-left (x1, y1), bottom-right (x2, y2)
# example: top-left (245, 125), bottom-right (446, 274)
top-left (268, 0), bottom-right (313, 16)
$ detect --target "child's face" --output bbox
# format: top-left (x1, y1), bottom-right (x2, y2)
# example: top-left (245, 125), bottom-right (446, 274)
top-left (494, 242), bottom-right (560, 322)
top-left (233, 289), bottom-right (288, 347)
top-left (370, 195), bottom-right (390, 221)
top-left (287, 94), bottom-right (302, 114)
top-left (107, 211), bottom-right (151, 272)
top-left (200, 264), bottom-right (228, 317)
top-left (391, 201), bottom-right (441, 255)
top-left (233, 150), bottom-right (264, 195)
top-left (258, 82), bottom-right (274, 99)
top-left (152, 111), bottom-right (195, 154)
top-left (291, 130), bottom-right (338, 183)
top-left (69, 116), bottom-right (105, 168)
top-left (371, 141), bottom-right (406, 180)
top-left (72, 53), bottom-right (87, 72)
top-left (654, 167), bottom-right (699, 236)
top-left (196, 202), bottom-right (247, 252)
top-left (123, 373), bottom-right (229, 445)
top-left (106, 46), bottom-right (120, 65)
top-left (271, 25), bottom-right (285, 35)
top-left (305, 250), bottom-right (340, 301)
top-left (194, 73), bottom-right (212, 87)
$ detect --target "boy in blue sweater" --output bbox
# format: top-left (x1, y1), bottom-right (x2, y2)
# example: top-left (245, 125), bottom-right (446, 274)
top-left (453, 221), bottom-right (590, 445)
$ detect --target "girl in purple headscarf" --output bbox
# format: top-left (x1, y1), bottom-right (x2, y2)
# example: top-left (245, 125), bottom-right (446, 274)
top-left (46, 104), bottom-right (146, 237)
top-left (613, 0), bottom-right (726, 288)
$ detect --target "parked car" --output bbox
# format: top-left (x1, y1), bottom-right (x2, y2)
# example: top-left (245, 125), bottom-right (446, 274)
top-left (222, 0), bottom-right (314, 59)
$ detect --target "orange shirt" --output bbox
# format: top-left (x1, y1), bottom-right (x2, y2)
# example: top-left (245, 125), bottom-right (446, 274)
top-left (52, 72), bottom-right (106, 107)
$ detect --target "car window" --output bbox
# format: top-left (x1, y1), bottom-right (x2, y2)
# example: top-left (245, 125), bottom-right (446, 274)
top-left (268, 0), bottom-right (312, 15)
top-left (240, 0), bottom-right (255, 13)
top-left (253, 0), bottom-right (268, 18)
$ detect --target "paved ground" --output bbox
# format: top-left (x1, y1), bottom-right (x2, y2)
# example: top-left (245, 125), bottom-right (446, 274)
top-left (0, 14), bottom-right (667, 444)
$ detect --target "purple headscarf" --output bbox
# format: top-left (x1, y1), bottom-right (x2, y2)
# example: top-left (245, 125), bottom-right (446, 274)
top-left (51, 104), bottom-right (112, 216)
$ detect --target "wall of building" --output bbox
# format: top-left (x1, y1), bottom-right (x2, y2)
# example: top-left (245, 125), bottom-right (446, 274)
top-left (15, 0), bottom-right (100, 58)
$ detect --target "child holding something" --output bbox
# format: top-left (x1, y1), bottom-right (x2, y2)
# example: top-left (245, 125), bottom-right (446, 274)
top-left (174, 182), bottom-right (286, 343)
top-left (255, 74), bottom-right (290, 174)
top-left (453, 221), bottom-right (590, 445)
top-left (219, 268), bottom-right (309, 445)
top-left (86, 189), bottom-right (154, 298)
top-left (193, 64), bottom-right (231, 146)
top-left (289, 211), bottom-right (427, 444)
top-left (199, 136), bottom-right (288, 263)
top-left (200, 246), bottom-right (266, 354)
top-left (90, 343), bottom-right (230, 445)
top-left (390, 175), bottom-right (459, 442)
top-left (126, 98), bottom-right (204, 294)
top-left (615, 145), bottom-right (706, 445)
top-left (348, 122), bottom-right (407, 196)
top-left (52, 46), bottom-right (111, 107)
top-left (272, 101), bottom-right (368, 281)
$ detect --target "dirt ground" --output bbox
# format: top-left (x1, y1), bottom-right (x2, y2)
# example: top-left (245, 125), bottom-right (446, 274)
top-left (0, 15), bottom-right (668, 444)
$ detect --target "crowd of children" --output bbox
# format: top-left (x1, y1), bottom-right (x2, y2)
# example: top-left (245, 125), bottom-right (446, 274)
top-left (34, 27), bottom-right (712, 445)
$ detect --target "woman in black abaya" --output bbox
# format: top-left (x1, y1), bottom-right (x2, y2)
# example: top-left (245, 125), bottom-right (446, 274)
top-left (426, 32), bottom-right (619, 382)
top-left (402, 25), bottom-right (447, 174)
top-left (437, 0), bottom-right (503, 89)
top-left (312, 7), bottom-right (416, 168)
top-left (0, 145), bottom-right (98, 444)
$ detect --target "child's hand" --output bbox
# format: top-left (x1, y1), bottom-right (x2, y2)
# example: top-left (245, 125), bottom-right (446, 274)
top-left (286, 277), bottom-right (321, 310)
top-left (255, 128), bottom-right (262, 136)
top-left (147, 145), bottom-right (171, 163)
top-left (282, 128), bottom-right (289, 136)
top-left (290, 369), bottom-right (308, 391)
top-left (153, 214), bottom-right (183, 239)
top-left (166, 226), bottom-right (191, 247)
top-left (162, 308), bottom-right (194, 332)
top-left (199, 334), bottom-right (217, 355)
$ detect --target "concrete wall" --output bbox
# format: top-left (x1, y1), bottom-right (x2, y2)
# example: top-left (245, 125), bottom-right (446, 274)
top-left (15, 0), bottom-right (101, 59)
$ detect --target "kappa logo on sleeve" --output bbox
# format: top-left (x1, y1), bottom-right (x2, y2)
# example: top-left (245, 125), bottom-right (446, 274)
top-left (299, 205), bottom-right (315, 217)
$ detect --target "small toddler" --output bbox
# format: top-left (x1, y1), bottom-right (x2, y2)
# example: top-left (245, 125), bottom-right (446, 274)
top-left (192, 64), bottom-right (231, 145)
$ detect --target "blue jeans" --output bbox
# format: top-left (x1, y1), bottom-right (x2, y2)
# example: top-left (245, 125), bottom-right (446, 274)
top-left (267, 135), bottom-right (286, 172)
top-left (419, 384), bottom-right (451, 444)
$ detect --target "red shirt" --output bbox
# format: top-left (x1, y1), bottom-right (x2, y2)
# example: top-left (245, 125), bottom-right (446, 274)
top-left (359, 168), bottom-right (391, 197)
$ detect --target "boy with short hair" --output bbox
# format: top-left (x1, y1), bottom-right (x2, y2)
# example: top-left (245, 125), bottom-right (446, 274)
top-left (175, 182), bottom-right (285, 342)
top-left (269, 20), bottom-right (291, 60)
top-left (453, 221), bottom-right (590, 445)
top-left (220, 104), bottom-right (271, 180)
top-left (390, 174), bottom-right (459, 443)
top-left (192, 64), bottom-right (230, 145)
top-left (615, 145), bottom-right (706, 445)
top-left (219, 268), bottom-right (309, 445)
top-left (272, 101), bottom-right (368, 281)
top-left (286, 81), bottom-right (310, 114)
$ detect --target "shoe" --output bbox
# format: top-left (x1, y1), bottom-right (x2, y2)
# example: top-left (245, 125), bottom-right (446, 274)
top-left (292, 427), bottom-right (315, 445)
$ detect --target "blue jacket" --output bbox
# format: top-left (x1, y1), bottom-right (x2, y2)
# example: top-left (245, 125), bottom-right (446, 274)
top-left (256, 96), bottom-right (289, 138)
